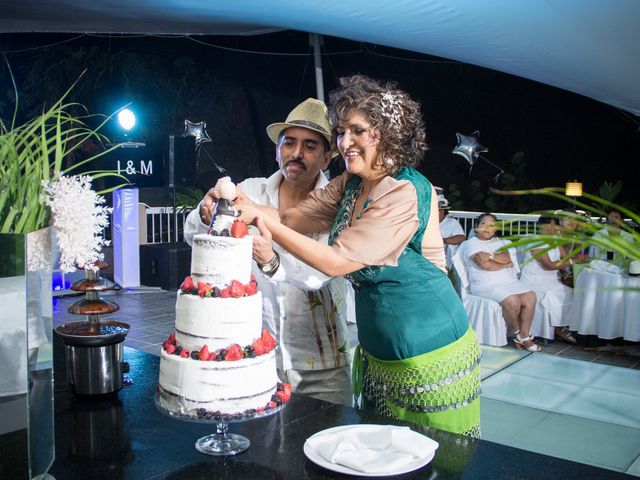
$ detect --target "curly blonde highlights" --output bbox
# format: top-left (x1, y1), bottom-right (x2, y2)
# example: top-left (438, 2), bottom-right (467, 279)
top-left (328, 75), bottom-right (428, 176)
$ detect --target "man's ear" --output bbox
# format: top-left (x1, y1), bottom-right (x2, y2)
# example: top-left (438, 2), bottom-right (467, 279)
top-left (321, 151), bottom-right (332, 171)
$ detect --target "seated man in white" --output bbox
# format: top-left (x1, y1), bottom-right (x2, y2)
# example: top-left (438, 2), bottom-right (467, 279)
top-left (460, 213), bottom-right (541, 352)
top-left (590, 207), bottom-right (635, 266)
top-left (438, 195), bottom-right (465, 270)
top-left (519, 215), bottom-right (578, 344)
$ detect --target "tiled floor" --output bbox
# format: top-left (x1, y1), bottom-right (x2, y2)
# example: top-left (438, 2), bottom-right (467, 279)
top-left (53, 288), bottom-right (640, 476)
top-left (481, 350), bottom-right (640, 475)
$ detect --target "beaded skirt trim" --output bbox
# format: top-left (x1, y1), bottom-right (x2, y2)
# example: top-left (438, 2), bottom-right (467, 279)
top-left (355, 327), bottom-right (481, 436)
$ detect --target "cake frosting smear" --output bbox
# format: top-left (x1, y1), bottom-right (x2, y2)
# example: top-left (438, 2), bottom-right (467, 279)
top-left (157, 182), bottom-right (290, 419)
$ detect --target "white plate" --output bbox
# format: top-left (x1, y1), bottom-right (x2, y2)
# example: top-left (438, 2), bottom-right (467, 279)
top-left (303, 424), bottom-right (436, 477)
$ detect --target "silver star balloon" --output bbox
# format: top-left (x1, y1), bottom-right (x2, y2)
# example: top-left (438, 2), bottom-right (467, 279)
top-left (452, 131), bottom-right (488, 168)
top-left (183, 119), bottom-right (212, 146)
top-left (453, 131), bottom-right (504, 182)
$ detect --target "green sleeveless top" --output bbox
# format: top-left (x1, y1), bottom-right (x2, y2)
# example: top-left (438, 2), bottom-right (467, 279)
top-left (328, 167), bottom-right (469, 361)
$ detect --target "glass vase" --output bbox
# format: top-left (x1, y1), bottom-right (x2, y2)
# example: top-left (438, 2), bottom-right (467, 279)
top-left (0, 227), bottom-right (55, 479)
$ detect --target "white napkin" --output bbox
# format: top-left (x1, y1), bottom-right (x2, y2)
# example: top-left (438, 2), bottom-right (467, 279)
top-left (590, 259), bottom-right (622, 274)
top-left (306, 425), bottom-right (438, 474)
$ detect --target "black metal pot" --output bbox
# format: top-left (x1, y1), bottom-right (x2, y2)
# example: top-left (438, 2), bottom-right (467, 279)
top-left (55, 321), bottom-right (129, 396)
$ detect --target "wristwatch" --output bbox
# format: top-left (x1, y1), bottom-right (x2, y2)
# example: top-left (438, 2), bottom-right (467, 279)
top-left (489, 252), bottom-right (495, 262)
top-left (258, 252), bottom-right (280, 277)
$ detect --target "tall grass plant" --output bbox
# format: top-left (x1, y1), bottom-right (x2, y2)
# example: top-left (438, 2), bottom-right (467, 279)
top-left (0, 70), bottom-right (127, 234)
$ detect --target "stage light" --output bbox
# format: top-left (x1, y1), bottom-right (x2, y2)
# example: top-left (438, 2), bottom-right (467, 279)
top-left (565, 180), bottom-right (583, 197)
top-left (117, 108), bottom-right (136, 131)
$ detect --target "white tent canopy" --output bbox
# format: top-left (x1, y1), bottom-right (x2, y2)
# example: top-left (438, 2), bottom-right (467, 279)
top-left (2, 0), bottom-right (639, 115)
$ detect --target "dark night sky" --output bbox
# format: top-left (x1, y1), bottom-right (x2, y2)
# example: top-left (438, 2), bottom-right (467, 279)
top-left (1, 30), bottom-right (638, 211)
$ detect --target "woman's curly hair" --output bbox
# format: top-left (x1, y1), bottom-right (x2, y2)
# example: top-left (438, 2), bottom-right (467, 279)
top-left (327, 74), bottom-right (428, 176)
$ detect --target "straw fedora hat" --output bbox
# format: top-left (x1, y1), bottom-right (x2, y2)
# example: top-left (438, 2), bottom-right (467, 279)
top-left (266, 98), bottom-right (333, 147)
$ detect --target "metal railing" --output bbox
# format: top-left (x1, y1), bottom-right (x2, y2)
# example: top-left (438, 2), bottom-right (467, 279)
top-left (127, 208), bottom-right (540, 244)
top-left (448, 211), bottom-right (541, 237)
top-left (126, 207), bottom-right (621, 245)
top-left (141, 207), bottom-right (193, 244)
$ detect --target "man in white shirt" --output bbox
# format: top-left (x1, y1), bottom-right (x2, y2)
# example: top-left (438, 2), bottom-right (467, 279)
top-left (438, 195), bottom-right (465, 270)
top-left (184, 98), bottom-right (354, 406)
top-left (590, 208), bottom-right (635, 265)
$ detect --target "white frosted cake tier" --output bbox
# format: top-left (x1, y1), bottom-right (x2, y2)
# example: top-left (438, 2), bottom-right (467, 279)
top-left (175, 291), bottom-right (263, 351)
top-left (158, 350), bottom-right (278, 415)
top-left (190, 234), bottom-right (253, 287)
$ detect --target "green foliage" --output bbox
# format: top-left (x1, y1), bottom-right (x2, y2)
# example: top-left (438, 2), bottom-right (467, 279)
top-left (597, 180), bottom-right (622, 203)
top-left (595, 181), bottom-right (638, 215)
top-left (0, 73), bottom-right (128, 234)
top-left (493, 187), bottom-right (640, 266)
top-left (174, 187), bottom-right (205, 212)
top-left (446, 152), bottom-right (551, 213)
top-left (10, 44), bottom-right (226, 143)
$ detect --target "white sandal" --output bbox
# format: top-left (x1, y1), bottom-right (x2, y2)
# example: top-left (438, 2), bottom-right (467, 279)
top-left (514, 333), bottom-right (542, 352)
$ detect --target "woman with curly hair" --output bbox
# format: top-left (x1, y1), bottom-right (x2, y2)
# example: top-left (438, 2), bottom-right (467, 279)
top-left (237, 75), bottom-right (480, 436)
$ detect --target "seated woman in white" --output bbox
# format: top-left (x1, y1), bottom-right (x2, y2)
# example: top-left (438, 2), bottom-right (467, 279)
top-left (520, 215), bottom-right (577, 344)
top-left (461, 213), bottom-right (541, 352)
top-left (556, 211), bottom-right (590, 286)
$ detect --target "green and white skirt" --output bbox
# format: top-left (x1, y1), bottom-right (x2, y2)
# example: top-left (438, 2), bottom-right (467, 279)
top-left (353, 327), bottom-right (481, 437)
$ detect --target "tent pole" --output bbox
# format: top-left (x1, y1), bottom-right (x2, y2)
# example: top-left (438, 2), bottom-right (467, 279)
top-left (309, 33), bottom-right (325, 102)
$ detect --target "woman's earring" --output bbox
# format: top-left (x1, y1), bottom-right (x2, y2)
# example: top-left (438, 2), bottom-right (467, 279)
top-left (385, 158), bottom-right (394, 166)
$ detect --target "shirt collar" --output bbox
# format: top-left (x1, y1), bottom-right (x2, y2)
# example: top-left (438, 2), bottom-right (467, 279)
top-left (263, 170), bottom-right (329, 206)
top-left (369, 175), bottom-right (408, 202)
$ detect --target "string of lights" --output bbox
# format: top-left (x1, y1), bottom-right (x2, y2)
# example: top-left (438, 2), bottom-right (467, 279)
top-left (184, 34), bottom-right (362, 57)
top-left (0, 31), bottom-right (452, 64)
top-left (0, 33), bottom-right (87, 54)
top-left (362, 44), bottom-right (460, 64)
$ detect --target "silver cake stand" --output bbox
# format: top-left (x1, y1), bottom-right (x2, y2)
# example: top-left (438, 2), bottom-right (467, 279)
top-left (154, 392), bottom-right (285, 456)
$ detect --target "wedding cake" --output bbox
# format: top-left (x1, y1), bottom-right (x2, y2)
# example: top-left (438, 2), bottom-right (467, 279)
top-left (157, 179), bottom-right (290, 419)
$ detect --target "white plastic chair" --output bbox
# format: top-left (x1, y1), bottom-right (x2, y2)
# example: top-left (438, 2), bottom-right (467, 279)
top-left (451, 250), bottom-right (508, 346)
top-left (444, 244), bottom-right (459, 271)
top-left (529, 295), bottom-right (558, 341)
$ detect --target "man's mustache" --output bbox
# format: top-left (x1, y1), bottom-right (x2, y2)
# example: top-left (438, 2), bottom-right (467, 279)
top-left (285, 159), bottom-right (306, 169)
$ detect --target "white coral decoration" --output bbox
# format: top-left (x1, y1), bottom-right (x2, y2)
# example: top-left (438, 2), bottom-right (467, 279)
top-left (42, 175), bottom-right (111, 273)
top-left (381, 91), bottom-right (402, 131)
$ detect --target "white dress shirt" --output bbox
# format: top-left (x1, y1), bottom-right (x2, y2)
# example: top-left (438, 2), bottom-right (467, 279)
top-left (439, 215), bottom-right (464, 269)
top-left (590, 228), bottom-right (635, 266)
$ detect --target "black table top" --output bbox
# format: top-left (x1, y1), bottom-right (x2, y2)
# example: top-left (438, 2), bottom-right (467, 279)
top-left (44, 339), bottom-right (632, 480)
